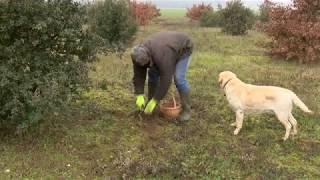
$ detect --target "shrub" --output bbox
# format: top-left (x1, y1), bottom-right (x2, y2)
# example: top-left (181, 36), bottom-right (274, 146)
top-left (186, 3), bottom-right (213, 21)
top-left (87, 0), bottom-right (137, 51)
top-left (0, 0), bottom-right (99, 130)
top-left (200, 10), bottom-right (223, 27)
top-left (221, 0), bottom-right (255, 35)
top-left (130, 0), bottom-right (161, 26)
top-left (258, 0), bottom-right (273, 23)
top-left (260, 0), bottom-right (320, 63)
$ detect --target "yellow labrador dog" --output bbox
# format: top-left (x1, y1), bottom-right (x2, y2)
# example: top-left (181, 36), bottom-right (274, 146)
top-left (218, 71), bottom-right (313, 141)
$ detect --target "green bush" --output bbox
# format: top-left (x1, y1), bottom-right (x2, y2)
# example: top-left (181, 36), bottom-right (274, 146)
top-left (200, 10), bottom-right (223, 27)
top-left (87, 0), bottom-right (137, 51)
top-left (221, 0), bottom-right (255, 35)
top-left (0, 0), bottom-right (100, 130)
top-left (258, 0), bottom-right (272, 22)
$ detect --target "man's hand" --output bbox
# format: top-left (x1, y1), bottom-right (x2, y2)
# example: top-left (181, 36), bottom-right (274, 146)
top-left (144, 99), bottom-right (157, 114)
top-left (136, 95), bottom-right (145, 110)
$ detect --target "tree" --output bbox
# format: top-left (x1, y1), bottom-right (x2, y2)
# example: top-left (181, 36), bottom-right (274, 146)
top-left (258, 0), bottom-right (273, 22)
top-left (221, 0), bottom-right (255, 35)
top-left (130, 0), bottom-right (161, 26)
top-left (186, 3), bottom-right (213, 21)
top-left (260, 0), bottom-right (320, 63)
top-left (87, 0), bottom-right (137, 51)
top-left (200, 11), bottom-right (223, 27)
top-left (0, 0), bottom-right (100, 130)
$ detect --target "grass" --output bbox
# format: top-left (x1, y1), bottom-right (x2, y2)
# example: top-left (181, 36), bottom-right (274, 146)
top-left (160, 8), bottom-right (187, 19)
top-left (1, 12), bottom-right (320, 179)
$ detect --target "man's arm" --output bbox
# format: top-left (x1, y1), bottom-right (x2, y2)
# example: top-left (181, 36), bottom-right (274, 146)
top-left (153, 49), bottom-right (177, 101)
top-left (133, 62), bottom-right (147, 95)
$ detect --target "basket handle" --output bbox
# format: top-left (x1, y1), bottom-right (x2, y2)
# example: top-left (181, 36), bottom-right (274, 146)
top-left (172, 94), bottom-right (177, 108)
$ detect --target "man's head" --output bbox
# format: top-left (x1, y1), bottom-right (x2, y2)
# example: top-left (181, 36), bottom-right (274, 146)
top-left (131, 44), bottom-right (151, 66)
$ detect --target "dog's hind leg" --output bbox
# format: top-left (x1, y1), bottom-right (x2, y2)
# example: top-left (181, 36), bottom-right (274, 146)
top-left (234, 110), bottom-right (244, 135)
top-left (275, 111), bottom-right (292, 141)
top-left (288, 113), bottom-right (298, 135)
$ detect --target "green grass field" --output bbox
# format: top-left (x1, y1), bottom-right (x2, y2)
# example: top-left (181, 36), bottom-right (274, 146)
top-left (0, 10), bottom-right (320, 179)
top-left (160, 8), bottom-right (187, 19)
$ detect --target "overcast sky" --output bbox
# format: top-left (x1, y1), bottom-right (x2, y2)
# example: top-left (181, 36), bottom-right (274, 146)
top-left (78, 0), bottom-right (292, 9)
top-left (135, 0), bottom-right (292, 9)
top-left (136, 0), bottom-right (291, 2)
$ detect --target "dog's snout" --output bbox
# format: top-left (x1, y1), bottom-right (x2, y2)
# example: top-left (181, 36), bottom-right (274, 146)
top-left (218, 80), bottom-right (223, 88)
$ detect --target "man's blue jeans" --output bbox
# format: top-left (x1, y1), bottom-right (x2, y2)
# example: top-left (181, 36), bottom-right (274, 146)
top-left (148, 53), bottom-right (191, 93)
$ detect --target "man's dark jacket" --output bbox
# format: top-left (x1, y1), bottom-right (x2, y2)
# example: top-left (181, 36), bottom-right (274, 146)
top-left (132, 31), bottom-right (193, 101)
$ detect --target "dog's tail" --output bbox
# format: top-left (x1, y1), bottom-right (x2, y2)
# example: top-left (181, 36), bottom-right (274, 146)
top-left (291, 92), bottom-right (313, 114)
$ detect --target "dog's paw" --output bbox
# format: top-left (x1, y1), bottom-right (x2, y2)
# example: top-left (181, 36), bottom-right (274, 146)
top-left (230, 122), bottom-right (237, 127)
top-left (282, 136), bottom-right (288, 141)
top-left (233, 129), bottom-right (240, 135)
top-left (290, 131), bottom-right (297, 136)
top-left (307, 111), bottom-right (314, 115)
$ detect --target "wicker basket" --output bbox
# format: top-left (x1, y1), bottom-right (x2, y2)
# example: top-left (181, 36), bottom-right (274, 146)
top-left (160, 95), bottom-right (182, 120)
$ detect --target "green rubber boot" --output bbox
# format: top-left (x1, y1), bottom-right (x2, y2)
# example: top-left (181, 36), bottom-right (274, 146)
top-left (178, 91), bottom-right (191, 122)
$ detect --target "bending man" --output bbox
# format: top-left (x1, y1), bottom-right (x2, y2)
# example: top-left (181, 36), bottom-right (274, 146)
top-left (131, 31), bottom-right (193, 122)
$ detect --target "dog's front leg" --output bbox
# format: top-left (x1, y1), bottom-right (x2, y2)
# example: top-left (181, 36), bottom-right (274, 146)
top-left (234, 110), bottom-right (244, 135)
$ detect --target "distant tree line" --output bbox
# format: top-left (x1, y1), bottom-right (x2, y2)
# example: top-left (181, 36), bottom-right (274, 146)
top-left (189, 0), bottom-right (320, 63)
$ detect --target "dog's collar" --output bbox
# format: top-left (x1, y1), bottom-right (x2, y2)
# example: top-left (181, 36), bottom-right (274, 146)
top-left (222, 78), bottom-right (234, 90)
